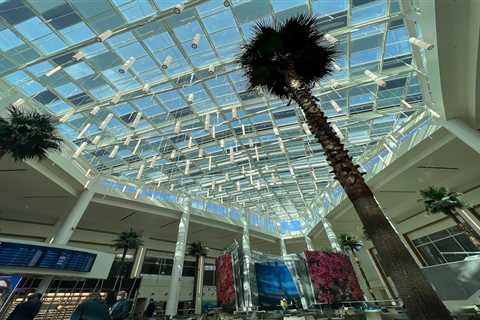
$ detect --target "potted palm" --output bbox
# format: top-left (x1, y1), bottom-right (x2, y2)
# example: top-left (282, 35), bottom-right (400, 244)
top-left (187, 241), bottom-right (207, 315)
top-left (420, 186), bottom-right (480, 248)
top-left (340, 234), bottom-right (377, 301)
top-left (240, 15), bottom-right (451, 319)
top-left (112, 229), bottom-right (144, 291)
top-left (0, 106), bottom-right (62, 161)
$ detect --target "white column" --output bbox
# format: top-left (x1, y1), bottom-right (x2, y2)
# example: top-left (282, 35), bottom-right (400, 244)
top-left (304, 235), bottom-right (314, 250)
top-left (38, 186), bottom-right (96, 293)
top-left (280, 238), bottom-right (287, 256)
top-left (443, 118), bottom-right (480, 154)
top-left (166, 196), bottom-right (191, 318)
top-left (322, 217), bottom-right (342, 252)
top-left (241, 209), bottom-right (253, 311)
top-left (130, 246), bottom-right (147, 278)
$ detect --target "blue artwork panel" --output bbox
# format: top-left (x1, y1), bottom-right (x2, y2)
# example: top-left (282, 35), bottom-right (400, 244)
top-left (254, 261), bottom-right (300, 308)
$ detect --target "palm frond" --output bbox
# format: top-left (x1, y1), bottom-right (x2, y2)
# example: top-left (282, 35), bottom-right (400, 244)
top-left (240, 15), bottom-right (335, 99)
top-left (0, 106), bottom-right (62, 161)
top-left (420, 186), bottom-right (465, 216)
top-left (339, 234), bottom-right (363, 252)
top-left (188, 241), bottom-right (208, 257)
top-left (112, 228), bottom-right (143, 250)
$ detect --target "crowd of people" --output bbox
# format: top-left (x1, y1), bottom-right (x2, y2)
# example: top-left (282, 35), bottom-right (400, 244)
top-left (5, 290), bottom-right (147, 320)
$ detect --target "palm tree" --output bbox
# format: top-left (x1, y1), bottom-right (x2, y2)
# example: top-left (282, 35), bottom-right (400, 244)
top-left (420, 186), bottom-right (480, 248)
top-left (112, 229), bottom-right (143, 291)
top-left (0, 106), bottom-right (62, 161)
top-left (340, 234), bottom-right (377, 301)
top-left (240, 15), bottom-right (452, 320)
top-left (187, 241), bottom-right (207, 315)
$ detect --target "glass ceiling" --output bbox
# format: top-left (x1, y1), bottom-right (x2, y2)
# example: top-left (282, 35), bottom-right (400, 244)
top-left (0, 0), bottom-right (426, 227)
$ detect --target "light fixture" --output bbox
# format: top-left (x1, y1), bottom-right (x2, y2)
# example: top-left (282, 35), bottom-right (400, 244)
top-left (187, 93), bottom-right (194, 104)
top-left (162, 56), bottom-right (172, 69)
top-left (401, 99), bottom-right (413, 109)
top-left (99, 113), bottom-right (114, 130)
top-left (46, 65), bottom-right (62, 77)
top-left (132, 138), bottom-right (142, 155)
top-left (364, 70), bottom-right (386, 87)
top-left (220, 139), bottom-right (224, 148)
top-left (136, 164), bottom-right (145, 180)
top-left (77, 123), bottom-right (91, 139)
top-left (273, 126), bottom-right (280, 135)
top-left (208, 64), bottom-right (215, 73)
top-left (142, 83), bottom-right (151, 92)
top-left (92, 135), bottom-right (101, 145)
top-left (230, 147), bottom-right (234, 163)
top-left (149, 155), bottom-right (158, 168)
top-left (90, 106), bottom-right (100, 115)
top-left (73, 51), bottom-right (86, 61)
top-left (170, 149), bottom-right (176, 159)
top-left (211, 126), bottom-right (216, 138)
top-left (131, 112), bottom-right (142, 128)
top-left (409, 37), bottom-right (434, 50)
top-left (198, 147), bottom-right (203, 158)
top-left (330, 79), bottom-right (339, 89)
top-left (237, 181), bottom-right (241, 191)
top-left (208, 155), bottom-right (212, 171)
top-left (331, 62), bottom-right (342, 72)
top-left (174, 3), bottom-right (184, 14)
top-left (60, 109), bottom-right (75, 123)
top-left (134, 188), bottom-right (141, 199)
top-left (185, 159), bottom-right (191, 175)
top-left (12, 98), bottom-right (25, 108)
top-left (174, 120), bottom-right (181, 134)
top-left (302, 122), bottom-right (312, 135)
top-left (97, 30), bottom-right (113, 42)
top-left (204, 113), bottom-right (210, 130)
top-left (224, 0), bottom-right (230, 7)
top-left (124, 135), bottom-right (132, 145)
top-left (111, 93), bottom-right (122, 104)
top-left (289, 165), bottom-right (295, 175)
top-left (231, 106), bottom-right (238, 120)
top-left (254, 146), bottom-right (259, 161)
top-left (191, 33), bottom-right (201, 49)
top-left (73, 142), bottom-right (88, 158)
top-left (109, 145), bottom-right (119, 158)
top-left (242, 124), bottom-right (246, 135)
top-left (332, 123), bottom-right (344, 140)
top-left (323, 33), bottom-right (338, 44)
top-left (119, 56), bottom-right (135, 73)
top-left (330, 100), bottom-right (341, 112)
top-left (188, 135), bottom-right (193, 148)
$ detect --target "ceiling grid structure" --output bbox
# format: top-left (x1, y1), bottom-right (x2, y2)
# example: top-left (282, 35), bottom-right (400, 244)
top-left (0, 0), bottom-right (430, 235)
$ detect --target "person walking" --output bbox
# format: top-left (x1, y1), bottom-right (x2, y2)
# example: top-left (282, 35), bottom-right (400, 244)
top-left (70, 293), bottom-right (111, 320)
top-left (110, 291), bottom-right (130, 320)
top-left (7, 293), bottom-right (42, 320)
top-left (144, 298), bottom-right (156, 320)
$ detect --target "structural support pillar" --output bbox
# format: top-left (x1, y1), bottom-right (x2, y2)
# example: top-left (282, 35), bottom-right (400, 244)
top-left (321, 217), bottom-right (342, 252)
top-left (443, 119), bottom-right (480, 154)
top-left (280, 238), bottom-right (288, 256)
top-left (166, 196), bottom-right (191, 318)
top-left (38, 186), bottom-right (96, 293)
top-left (304, 235), bottom-right (314, 251)
top-left (241, 210), bottom-right (253, 312)
top-left (130, 246), bottom-right (146, 278)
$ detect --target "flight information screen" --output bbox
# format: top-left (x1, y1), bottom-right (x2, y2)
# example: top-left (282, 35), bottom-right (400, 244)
top-left (0, 242), bottom-right (96, 272)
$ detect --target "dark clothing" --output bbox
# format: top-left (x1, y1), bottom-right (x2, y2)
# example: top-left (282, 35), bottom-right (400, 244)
top-left (110, 299), bottom-right (129, 320)
top-left (105, 292), bottom-right (116, 310)
top-left (7, 300), bottom-right (42, 320)
top-left (71, 299), bottom-right (111, 320)
top-left (144, 302), bottom-right (155, 317)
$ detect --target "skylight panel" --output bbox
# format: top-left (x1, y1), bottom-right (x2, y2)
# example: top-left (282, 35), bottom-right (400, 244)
top-left (64, 62), bottom-right (95, 80)
top-left (60, 22), bottom-right (95, 44)
top-left (0, 29), bottom-right (24, 51)
top-left (352, 0), bottom-right (388, 25)
top-left (312, 0), bottom-right (347, 17)
top-left (113, 0), bottom-right (154, 22)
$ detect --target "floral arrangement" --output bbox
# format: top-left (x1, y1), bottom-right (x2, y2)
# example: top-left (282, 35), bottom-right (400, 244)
top-left (215, 253), bottom-right (236, 306)
top-left (305, 250), bottom-right (363, 304)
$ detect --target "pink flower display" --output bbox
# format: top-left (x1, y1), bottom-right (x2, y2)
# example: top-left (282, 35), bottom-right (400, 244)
top-left (305, 250), bottom-right (363, 304)
top-left (215, 253), bottom-right (236, 306)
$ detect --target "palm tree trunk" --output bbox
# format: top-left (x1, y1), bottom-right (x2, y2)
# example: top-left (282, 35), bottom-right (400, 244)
top-left (116, 247), bottom-right (128, 293)
top-left (450, 210), bottom-right (480, 249)
top-left (194, 256), bottom-right (205, 314)
top-left (287, 74), bottom-right (452, 320)
top-left (0, 147), bottom-right (6, 159)
top-left (192, 256), bottom-right (198, 311)
top-left (351, 251), bottom-right (377, 301)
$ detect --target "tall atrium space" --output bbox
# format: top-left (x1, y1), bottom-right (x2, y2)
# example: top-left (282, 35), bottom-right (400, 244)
top-left (0, 0), bottom-right (479, 319)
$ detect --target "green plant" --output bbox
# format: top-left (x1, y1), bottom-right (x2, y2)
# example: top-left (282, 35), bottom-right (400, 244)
top-left (420, 186), bottom-right (480, 248)
top-left (112, 228), bottom-right (143, 289)
top-left (240, 15), bottom-right (451, 319)
top-left (0, 106), bottom-right (62, 161)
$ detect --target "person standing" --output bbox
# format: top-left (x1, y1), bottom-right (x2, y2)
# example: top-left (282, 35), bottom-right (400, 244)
top-left (7, 293), bottom-right (42, 320)
top-left (110, 291), bottom-right (130, 320)
top-left (144, 298), bottom-right (156, 320)
top-left (70, 293), bottom-right (111, 320)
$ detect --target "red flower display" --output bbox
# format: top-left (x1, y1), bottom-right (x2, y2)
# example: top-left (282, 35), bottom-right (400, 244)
top-left (216, 253), bottom-right (236, 306)
top-left (305, 251), bottom-right (363, 304)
